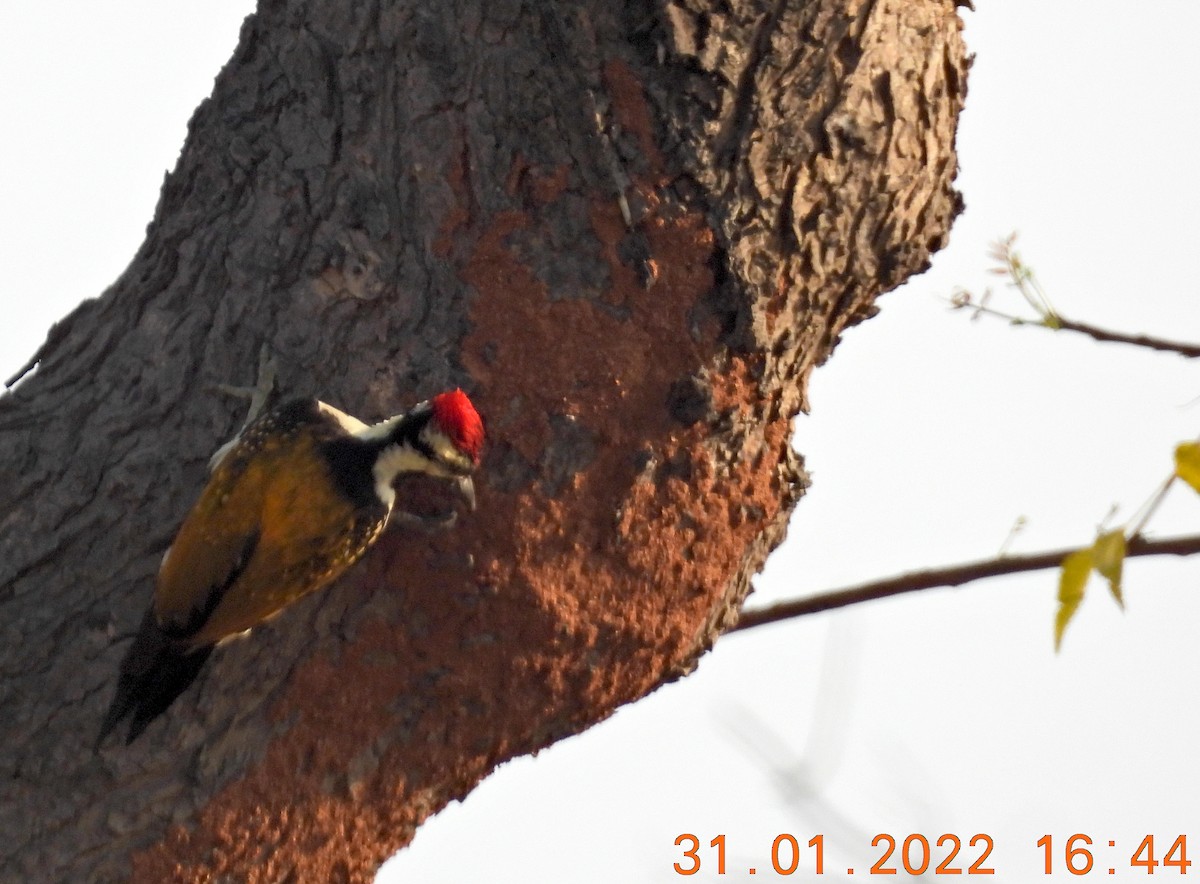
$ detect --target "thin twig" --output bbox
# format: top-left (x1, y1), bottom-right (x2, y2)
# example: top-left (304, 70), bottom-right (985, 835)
top-left (1053, 317), bottom-right (1200, 358)
top-left (949, 300), bottom-right (1200, 358)
top-left (954, 234), bottom-right (1200, 358)
top-left (733, 533), bottom-right (1200, 633)
top-left (1126, 471), bottom-right (1179, 540)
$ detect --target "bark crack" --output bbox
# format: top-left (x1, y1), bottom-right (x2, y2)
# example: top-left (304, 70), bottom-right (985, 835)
top-left (713, 0), bottom-right (788, 179)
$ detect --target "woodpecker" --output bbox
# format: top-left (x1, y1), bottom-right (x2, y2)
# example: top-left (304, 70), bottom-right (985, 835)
top-left (98, 389), bottom-right (484, 745)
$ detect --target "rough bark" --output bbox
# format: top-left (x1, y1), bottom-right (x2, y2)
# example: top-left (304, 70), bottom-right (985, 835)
top-left (0, 0), bottom-right (966, 881)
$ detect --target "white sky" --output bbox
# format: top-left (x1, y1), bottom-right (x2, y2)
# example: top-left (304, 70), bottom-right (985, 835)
top-left (3, 3), bottom-right (1199, 882)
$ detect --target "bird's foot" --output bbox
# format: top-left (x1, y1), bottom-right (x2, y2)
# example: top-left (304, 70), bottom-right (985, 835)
top-left (208, 344), bottom-right (280, 470)
top-left (213, 343), bottom-right (279, 428)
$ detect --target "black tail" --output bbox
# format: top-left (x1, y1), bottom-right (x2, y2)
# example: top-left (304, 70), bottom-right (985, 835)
top-left (97, 609), bottom-right (213, 746)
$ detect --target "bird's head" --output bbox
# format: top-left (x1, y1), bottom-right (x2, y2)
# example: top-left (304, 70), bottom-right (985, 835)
top-left (421, 388), bottom-right (485, 475)
top-left (365, 389), bottom-right (484, 511)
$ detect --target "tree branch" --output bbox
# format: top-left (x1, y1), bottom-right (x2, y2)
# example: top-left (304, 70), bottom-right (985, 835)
top-left (960, 234), bottom-right (1200, 358)
top-left (733, 533), bottom-right (1200, 632)
top-left (1053, 317), bottom-right (1200, 358)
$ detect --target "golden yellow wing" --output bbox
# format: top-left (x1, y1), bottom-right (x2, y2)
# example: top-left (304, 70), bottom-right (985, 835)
top-left (153, 405), bottom-right (389, 648)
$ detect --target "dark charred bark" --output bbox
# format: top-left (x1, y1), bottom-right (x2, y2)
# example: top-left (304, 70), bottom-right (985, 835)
top-left (0, 0), bottom-right (966, 880)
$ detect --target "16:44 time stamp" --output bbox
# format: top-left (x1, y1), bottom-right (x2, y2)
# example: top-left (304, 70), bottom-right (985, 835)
top-left (673, 833), bottom-right (1194, 877)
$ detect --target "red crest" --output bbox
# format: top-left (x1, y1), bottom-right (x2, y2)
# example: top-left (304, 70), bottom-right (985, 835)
top-left (430, 389), bottom-right (484, 463)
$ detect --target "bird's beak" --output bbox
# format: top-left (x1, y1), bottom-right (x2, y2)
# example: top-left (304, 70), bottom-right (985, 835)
top-left (455, 475), bottom-right (476, 511)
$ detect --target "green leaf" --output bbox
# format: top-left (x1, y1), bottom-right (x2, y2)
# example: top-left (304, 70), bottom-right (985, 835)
top-left (1091, 530), bottom-right (1126, 609)
top-left (1055, 549), bottom-right (1093, 651)
top-left (1174, 442), bottom-right (1200, 494)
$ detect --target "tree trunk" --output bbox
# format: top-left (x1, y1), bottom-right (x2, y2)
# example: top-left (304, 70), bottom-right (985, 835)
top-left (0, 0), bottom-right (966, 880)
